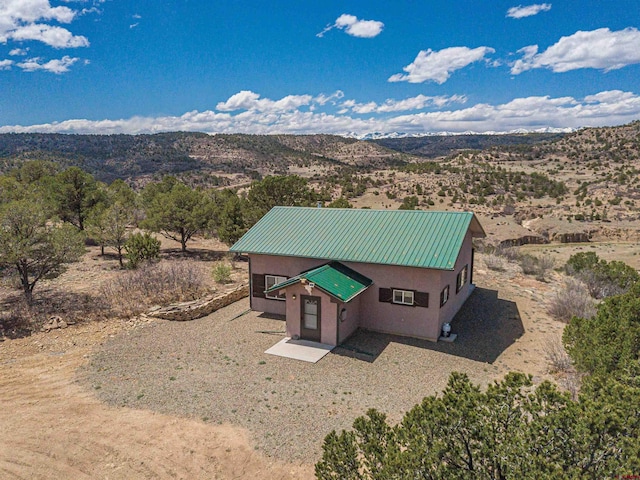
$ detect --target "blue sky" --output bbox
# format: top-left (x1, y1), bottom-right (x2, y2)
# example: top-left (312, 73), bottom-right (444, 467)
top-left (1, 0), bottom-right (639, 135)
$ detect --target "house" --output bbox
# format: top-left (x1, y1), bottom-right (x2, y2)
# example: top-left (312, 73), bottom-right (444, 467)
top-left (229, 206), bottom-right (486, 346)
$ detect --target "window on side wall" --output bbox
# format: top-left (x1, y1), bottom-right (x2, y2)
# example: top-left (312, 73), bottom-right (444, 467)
top-left (456, 265), bottom-right (468, 293)
top-left (393, 289), bottom-right (414, 306)
top-left (440, 285), bottom-right (450, 307)
top-left (265, 274), bottom-right (287, 300)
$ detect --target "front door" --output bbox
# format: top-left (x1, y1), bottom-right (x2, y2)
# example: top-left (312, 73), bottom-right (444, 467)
top-left (300, 295), bottom-right (321, 342)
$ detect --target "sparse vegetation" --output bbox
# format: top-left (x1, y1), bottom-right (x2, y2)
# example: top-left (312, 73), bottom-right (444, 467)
top-left (0, 199), bottom-right (85, 304)
top-left (101, 260), bottom-right (208, 317)
top-left (565, 252), bottom-right (639, 298)
top-left (519, 253), bottom-right (554, 281)
top-left (124, 232), bottom-right (161, 269)
top-left (212, 262), bottom-right (232, 284)
top-left (547, 278), bottom-right (596, 322)
top-left (484, 254), bottom-right (507, 271)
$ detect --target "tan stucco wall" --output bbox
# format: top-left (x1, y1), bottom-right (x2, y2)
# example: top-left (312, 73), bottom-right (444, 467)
top-left (249, 229), bottom-right (476, 343)
top-left (284, 283), bottom-right (338, 345)
top-left (338, 294), bottom-right (360, 344)
top-left (437, 231), bottom-right (475, 333)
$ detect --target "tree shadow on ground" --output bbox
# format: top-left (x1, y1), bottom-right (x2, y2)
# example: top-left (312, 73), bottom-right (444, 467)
top-left (333, 287), bottom-right (523, 364)
top-left (0, 289), bottom-right (108, 340)
top-left (162, 248), bottom-right (247, 262)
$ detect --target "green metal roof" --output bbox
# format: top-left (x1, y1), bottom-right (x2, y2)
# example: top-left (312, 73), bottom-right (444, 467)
top-left (265, 261), bottom-right (373, 303)
top-left (230, 207), bottom-right (485, 270)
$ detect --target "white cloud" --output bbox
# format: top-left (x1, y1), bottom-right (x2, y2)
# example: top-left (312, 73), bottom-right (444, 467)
top-left (7, 23), bottom-right (89, 48)
top-left (216, 90), bottom-right (340, 113)
top-left (511, 27), bottom-right (640, 74)
top-left (317, 14), bottom-right (384, 38)
top-left (2, 90), bottom-right (639, 136)
top-left (506, 4), bottom-right (551, 19)
top-left (0, 59), bottom-right (14, 70)
top-left (389, 46), bottom-right (495, 84)
top-left (9, 47), bottom-right (27, 56)
top-left (0, 0), bottom-right (89, 48)
top-left (17, 55), bottom-right (79, 73)
top-left (341, 94), bottom-right (467, 114)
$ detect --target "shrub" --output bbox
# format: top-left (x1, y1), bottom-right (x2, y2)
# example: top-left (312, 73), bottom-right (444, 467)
top-left (398, 195), bottom-right (419, 210)
top-left (101, 260), bottom-right (208, 317)
top-left (125, 232), bottom-right (161, 269)
top-left (494, 245), bottom-right (520, 262)
top-left (564, 281), bottom-right (640, 376)
top-left (565, 252), bottom-right (640, 298)
top-left (565, 251), bottom-right (599, 274)
top-left (520, 253), bottom-right (554, 281)
top-left (544, 336), bottom-right (573, 373)
top-left (484, 254), bottom-right (506, 271)
top-left (547, 278), bottom-right (596, 322)
top-left (212, 262), bottom-right (232, 284)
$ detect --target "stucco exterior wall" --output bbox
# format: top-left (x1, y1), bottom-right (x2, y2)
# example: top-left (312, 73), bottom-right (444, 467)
top-left (437, 231), bottom-right (475, 333)
top-left (338, 294), bottom-right (360, 344)
top-left (249, 229), bottom-right (476, 343)
top-left (284, 283), bottom-right (337, 345)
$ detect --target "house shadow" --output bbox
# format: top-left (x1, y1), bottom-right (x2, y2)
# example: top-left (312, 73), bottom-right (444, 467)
top-left (333, 287), bottom-right (524, 364)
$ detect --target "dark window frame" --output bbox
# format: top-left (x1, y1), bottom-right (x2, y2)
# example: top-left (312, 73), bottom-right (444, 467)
top-left (440, 285), bottom-right (450, 307)
top-left (456, 264), bottom-right (469, 293)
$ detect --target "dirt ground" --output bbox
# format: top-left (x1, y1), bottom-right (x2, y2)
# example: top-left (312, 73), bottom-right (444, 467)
top-left (0, 319), bottom-right (312, 480)
top-left (1, 235), bottom-right (312, 480)
top-left (0, 236), bottom-right (567, 479)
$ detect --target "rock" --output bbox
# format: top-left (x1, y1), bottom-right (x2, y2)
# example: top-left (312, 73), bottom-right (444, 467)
top-left (146, 284), bottom-right (249, 321)
top-left (43, 315), bottom-right (68, 332)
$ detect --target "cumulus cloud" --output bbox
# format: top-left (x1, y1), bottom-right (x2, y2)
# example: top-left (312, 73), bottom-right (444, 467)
top-left (389, 46), bottom-right (495, 84)
top-left (9, 47), bottom-right (27, 56)
top-left (506, 4), bottom-right (551, 19)
top-left (0, 0), bottom-right (89, 48)
top-left (2, 90), bottom-right (639, 136)
top-left (0, 59), bottom-right (14, 70)
top-left (511, 27), bottom-right (640, 74)
top-left (17, 55), bottom-right (79, 73)
top-left (215, 90), bottom-right (345, 113)
top-left (341, 94), bottom-right (467, 114)
top-left (317, 14), bottom-right (384, 38)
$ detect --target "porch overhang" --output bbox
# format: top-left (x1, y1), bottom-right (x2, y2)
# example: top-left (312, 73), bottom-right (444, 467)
top-left (265, 261), bottom-right (373, 303)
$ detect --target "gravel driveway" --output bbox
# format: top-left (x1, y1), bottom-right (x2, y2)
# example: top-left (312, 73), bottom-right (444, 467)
top-left (78, 287), bottom-right (520, 463)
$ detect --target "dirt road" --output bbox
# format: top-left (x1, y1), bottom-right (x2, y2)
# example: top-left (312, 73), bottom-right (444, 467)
top-left (0, 321), bottom-right (313, 480)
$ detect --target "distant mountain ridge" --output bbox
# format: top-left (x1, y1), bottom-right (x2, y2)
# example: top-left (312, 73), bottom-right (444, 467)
top-left (0, 127), bottom-right (593, 182)
top-left (346, 126), bottom-right (575, 140)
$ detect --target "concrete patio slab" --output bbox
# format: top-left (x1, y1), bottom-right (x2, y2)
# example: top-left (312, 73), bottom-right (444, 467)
top-left (265, 337), bottom-right (334, 363)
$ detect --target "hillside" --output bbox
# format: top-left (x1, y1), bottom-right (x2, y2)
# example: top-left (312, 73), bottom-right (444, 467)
top-left (373, 132), bottom-right (566, 158)
top-left (0, 132), bottom-right (410, 183)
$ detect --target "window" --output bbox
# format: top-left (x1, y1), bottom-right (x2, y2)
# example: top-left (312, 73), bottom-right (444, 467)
top-left (456, 265), bottom-right (468, 293)
top-left (393, 289), bottom-right (414, 306)
top-left (265, 274), bottom-right (287, 300)
top-left (440, 285), bottom-right (450, 307)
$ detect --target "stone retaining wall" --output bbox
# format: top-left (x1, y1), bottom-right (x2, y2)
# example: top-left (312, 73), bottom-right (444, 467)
top-left (498, 235), bottom-right (549, 248)
top-left (146, 284), bottom-right (249, 321)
